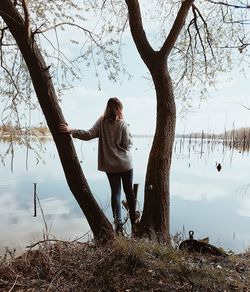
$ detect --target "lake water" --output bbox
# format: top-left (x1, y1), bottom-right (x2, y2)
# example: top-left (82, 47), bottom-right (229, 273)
top-left (1, 136), bottom-right (250, 255)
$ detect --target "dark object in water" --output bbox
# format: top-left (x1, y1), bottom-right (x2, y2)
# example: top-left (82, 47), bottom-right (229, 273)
top-left (179, 231), bottom-right (227, 257)
top-left (216, 162), bottom-right (222, 172)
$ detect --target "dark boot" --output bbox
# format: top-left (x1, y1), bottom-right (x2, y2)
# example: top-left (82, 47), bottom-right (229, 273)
top-left (114, 218), bottom-right (123, 236)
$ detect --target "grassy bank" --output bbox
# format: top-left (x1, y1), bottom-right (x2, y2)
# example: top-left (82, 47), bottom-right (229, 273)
top-left (0, 238), bottom-right (249, 291)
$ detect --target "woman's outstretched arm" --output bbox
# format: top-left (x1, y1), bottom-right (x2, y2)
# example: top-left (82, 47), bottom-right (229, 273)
top-left (59, 118), bottom-right (101, 140)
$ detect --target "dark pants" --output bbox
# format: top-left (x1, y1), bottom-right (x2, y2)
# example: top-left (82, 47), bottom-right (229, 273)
top-left (106, 169), bottom-right (136, 224)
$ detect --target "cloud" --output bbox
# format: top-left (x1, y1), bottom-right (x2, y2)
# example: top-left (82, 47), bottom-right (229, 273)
top-left (60, 85), bottom-right (157, 134)
top-left (0, 190), bottom-right (91, 253)
top-left (172, 178), bottom-right (228, 202)
top-left (40, 197), bottom-right (72, 216)
top-left (177, 88), bottom-right (250, 134)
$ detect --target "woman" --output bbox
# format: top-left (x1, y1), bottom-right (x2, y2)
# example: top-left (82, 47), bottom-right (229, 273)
top-left (59, 97), bottom-right (137, 234)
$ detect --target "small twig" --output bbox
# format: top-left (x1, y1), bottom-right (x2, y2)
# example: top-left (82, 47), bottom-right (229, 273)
top-left (74, 229), bottom-right (92, 241)
top-left (36, 193), bottom-right (48, 238)
top-left (35, 22), bottom-right (102, 48)
top-left (192, 5), bottom-right (208, 73)
top-left (46, 269), bottom-right (64, 291)
top-left (8, 275), bottom-right (19, 292)
top-left (0, 26), bottom-right (8, 44)
top-left (242, 104), bottom-right (250, 110)
top-left (94, 248), bottom-right (115, 266)
top-left (40, 33), bottom-right (79, 72)
top-left (205, 0), bottom-right (250, 9)
top-left (26, 238), bottom-right (67, 249)
top-left (33, 182), bottom-right (37, 217)
top-left (192, 4), bottom-right (215, 59)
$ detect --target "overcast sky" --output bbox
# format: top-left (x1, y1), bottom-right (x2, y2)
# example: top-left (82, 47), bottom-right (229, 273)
top-left (3, 2), bottom-right (250, 136)
top-left (58, 36), bottom-right (250, 136)
top-left (50, 1), bottom-right (250, 136)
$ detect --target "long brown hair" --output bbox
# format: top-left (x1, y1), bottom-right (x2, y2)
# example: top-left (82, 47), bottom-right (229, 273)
top-left (103, 97), bottom-right (123, 123)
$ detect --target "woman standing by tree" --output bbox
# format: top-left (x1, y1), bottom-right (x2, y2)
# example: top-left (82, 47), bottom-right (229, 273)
top-left (60, 97), bottom-right (137, 234)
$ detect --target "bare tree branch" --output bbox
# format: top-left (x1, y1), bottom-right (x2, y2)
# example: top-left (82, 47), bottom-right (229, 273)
top-left (205, 0), bottom-right (250, 9)
top-left (36, 22), bottom-right (98, 38)
top-left (125, 0), bottom-right (156, 66)
top-left (35, 22), bottom-right (108, 52)
top-left (0, 26), bottom-right (8, 43)
top-left (192, 5), bottom-right (208, 73)
top-left (193, 4), bottom-right (215, 59)
top-left (220, 38), bottom-right (250, 52)
top-left (242, 104), bottom-right (250, 110)
top-left (40, 31), bottom-right (79, 73)
top-left (160, 0), bottom-right (194, 58)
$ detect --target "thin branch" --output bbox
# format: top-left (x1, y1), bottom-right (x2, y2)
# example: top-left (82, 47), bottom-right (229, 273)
top-left (220, 37), bottom-right (250, 52)
top-left (242, 104), bottom-right (250, 110)
top-left (8, 275), bottom-right (19, 292)
top-left (205, 0), bottom-right (250, 9)
top-left (36, 22), bottom-right (99, 39)
top-left (0, 54), bottom-right (21, 100)
top-left (0, 26), bottom-right (16, 46)
top-left (193, 4), bottom-right (215, 59)
top-left (26, 238), bottom-right (68, 249)
top-left (117, 18), bottom-right (129, 70)
top-left (192, 5), bottom-right (208, 73)
top-left (40, 32), bottom-right (79, 73)
top-left (223, 19), bottom-right (250, 24)
top-left (187, 18), bottom-right (195, 59)
top-left (101, 0), bottom-right (109, 11)
top-left (54, 27), bottom-right (60, 83)
top-left (0, 26), bottom-right (8, 44)
top-left (36, 21), bottom-right (109, 56)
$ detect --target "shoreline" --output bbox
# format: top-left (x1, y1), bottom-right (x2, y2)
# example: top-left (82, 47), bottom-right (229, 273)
top-left (1, 237), bottom-right (249, 291)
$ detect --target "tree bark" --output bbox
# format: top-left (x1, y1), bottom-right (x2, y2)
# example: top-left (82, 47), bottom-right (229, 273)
top-left (0, 0), bottom-right (114, 243)
top-left (139, 62), bottom-right (176, 242)
top-left (125, 0), bottom-right (194, 242)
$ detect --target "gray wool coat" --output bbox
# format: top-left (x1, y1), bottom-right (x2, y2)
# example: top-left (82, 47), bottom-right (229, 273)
top-left (71, 117), bottom-right (133, 173)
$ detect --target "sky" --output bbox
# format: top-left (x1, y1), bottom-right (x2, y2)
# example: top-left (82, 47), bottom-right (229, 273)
top-left (58, 69), bottom-right (250, 136)
top-left (53, 5), bottom-right (250, 136)
top-left (2, 1), bottom-right (250, 136)
top-left (48, 1), bottom-right (250, 134)
top-left (58, 38), bottom-right (250, 136)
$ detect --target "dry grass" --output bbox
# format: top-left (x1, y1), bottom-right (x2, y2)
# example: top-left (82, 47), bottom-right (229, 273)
top-left (0, 238), bottom-right (250, 291)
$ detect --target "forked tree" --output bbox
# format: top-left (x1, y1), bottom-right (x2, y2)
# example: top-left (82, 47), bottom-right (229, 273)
top-left (1, 0), bottom-right (249, 244)
top-left (124, 0), bottom-right (194, 242)
top-left (99, 0), bottom-right (250, 242)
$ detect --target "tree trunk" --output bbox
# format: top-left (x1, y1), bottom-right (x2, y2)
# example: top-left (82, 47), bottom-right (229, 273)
top-left (0, 0), bottom-right (114, 243)
top-left (125, 0), bottom-right (193, 243)
top-left (139, 61), bottom-right (176, 243)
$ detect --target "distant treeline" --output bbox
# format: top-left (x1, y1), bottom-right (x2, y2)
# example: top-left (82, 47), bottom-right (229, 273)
top-left (224, 127), bottom-right (250, 141)
top-left (1, 124), bottom-right (250, 140)
top-left (177, 127), bottom-right (250, 141)
top-left (0, 124), bottom-right (50, 136)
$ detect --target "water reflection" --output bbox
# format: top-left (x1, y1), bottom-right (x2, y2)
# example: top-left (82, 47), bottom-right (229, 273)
top-left (171, 137), bottom-right (250, 251)
top-left (1, 137), bottom-right (250, 254)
